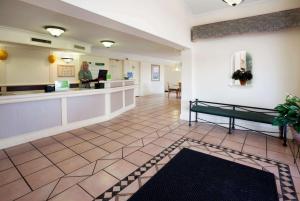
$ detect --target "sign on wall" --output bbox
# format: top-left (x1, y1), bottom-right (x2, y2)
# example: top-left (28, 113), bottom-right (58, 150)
top-left (57, 65), bottom-right (75, 77)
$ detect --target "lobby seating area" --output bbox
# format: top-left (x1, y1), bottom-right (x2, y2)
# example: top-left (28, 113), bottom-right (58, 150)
top-left (0, 96), bottom-right (299, 201)
top-left (189, 100), bottom-right (287, 145)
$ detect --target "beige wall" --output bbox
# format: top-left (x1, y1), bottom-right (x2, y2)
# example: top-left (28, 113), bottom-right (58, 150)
top-left (0, 45), bottom-right (115, 85)
top-left (0, 59), bottom-right (6, 85)
top-left (2, 46), bottom-right (50, 84)
top-left (80, 55), bottom-right (110, 70)
top-left (50, 51), bottom-right (81, 83)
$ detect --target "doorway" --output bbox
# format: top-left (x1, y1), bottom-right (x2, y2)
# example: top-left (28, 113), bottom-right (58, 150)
top-left (109, 59), bottom-right (124, 80)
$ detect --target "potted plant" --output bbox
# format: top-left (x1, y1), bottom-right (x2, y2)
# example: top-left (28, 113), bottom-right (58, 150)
top-left (273, 95), bottom-right (300, 137)
top-left (232, 68), bottom-right (253, 85)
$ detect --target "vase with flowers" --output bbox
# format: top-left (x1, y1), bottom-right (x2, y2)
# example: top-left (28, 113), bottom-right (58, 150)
top-left (232, 68), bottom-right (253, 86)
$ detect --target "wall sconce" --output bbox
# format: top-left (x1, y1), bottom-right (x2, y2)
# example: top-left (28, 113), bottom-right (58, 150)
top-left (48, 55), bottom-right (56, 64)
top-left (61, 57), bottom-right (74, 64)
top-left (0, 49), bottom-right (8, 60)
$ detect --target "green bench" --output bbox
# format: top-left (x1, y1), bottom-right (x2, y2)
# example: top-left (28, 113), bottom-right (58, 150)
top-left (189, 100), bottom-right (287, 146)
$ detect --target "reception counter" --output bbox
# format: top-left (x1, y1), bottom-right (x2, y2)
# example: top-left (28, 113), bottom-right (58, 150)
top-left (0, 80), bottom-right (135, 149)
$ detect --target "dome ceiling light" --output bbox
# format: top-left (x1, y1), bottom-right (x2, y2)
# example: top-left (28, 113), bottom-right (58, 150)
top-left (101, 40), bottom-right (115, 48)
top-left (44, 26), bottom-right (66, 37)
top-left (222, 0), bottom-right (243, 7)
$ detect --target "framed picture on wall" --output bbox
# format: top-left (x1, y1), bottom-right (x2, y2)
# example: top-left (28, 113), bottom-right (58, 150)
top-left (57, 65), bottom-right (75, 77)
top-left (151, 64), bottom-right (160, 81)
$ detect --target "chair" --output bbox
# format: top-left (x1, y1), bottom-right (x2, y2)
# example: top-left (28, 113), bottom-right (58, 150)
top-left (168, 82), bottom-right (181, 99)
top-left (178, 82), bottom-right (181, 98)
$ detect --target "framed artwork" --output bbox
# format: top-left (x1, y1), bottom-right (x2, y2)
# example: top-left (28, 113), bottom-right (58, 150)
top-left (151, 64), bottom-right (160, 81)
top-left (57, 65), bottom-right (75, 77)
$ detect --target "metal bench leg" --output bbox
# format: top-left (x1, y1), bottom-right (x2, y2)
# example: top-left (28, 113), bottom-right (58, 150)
top-left (279, 126), bottom-right (284, 139)
top-left (189, 101), bottom-right (192, 127)
top-left (232, 117), bottom-right (235, 130)
top-left (195, 99), bottom-right (198, 123)
top-left (294, 146), bottom-right (300, 164)
top-left (283, 125), bottom-right (287, 147)
top-left (228, 117), bottom-right (232, 134)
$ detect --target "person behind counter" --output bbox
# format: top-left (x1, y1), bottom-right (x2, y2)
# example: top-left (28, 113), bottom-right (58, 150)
top-left (79, 61), bottom-right (93, 88)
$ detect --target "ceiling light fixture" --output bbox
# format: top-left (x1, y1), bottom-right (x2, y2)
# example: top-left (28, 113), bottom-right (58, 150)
top-left (101, 40), bottom-right (115, 48)
top-left (44, 26), bottom-right (66, 37)
top-left (222, 0), bottom-right (243, 7)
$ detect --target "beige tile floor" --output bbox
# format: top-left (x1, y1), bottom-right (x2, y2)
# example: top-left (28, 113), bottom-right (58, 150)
top-left (0, 95), bottom-right (299, 201)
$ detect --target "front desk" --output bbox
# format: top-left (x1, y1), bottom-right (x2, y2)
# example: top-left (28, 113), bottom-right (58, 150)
top-left (0, 80), bottom-right (135, 149)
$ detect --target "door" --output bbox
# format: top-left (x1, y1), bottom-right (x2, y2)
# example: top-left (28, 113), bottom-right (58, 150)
top-left (109, 59), bottom-right (123, 80)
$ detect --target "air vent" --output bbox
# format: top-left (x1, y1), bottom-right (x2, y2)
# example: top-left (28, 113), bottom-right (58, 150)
top-left (74, 45), bottom-right (85, 50)
top-left (31, 38), bottom-right (51, 44)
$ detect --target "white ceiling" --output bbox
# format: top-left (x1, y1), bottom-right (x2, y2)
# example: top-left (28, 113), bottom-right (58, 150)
top-left (184, 0), bottom-right (268, 15)
top-left (0, 0), bottom-right (181, 61)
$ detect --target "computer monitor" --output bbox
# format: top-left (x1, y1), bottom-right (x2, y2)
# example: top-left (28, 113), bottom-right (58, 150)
top-left (98, 70), bottom-right (108, 81)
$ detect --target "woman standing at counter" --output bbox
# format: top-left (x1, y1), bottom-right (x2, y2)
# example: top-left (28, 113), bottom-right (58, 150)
top-left (79, 61), bottom-right (93, 88)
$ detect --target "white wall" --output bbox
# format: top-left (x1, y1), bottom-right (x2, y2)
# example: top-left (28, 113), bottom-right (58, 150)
top-left (22, 0), bottom-right (191, 49)
top-left (164, 64), bottom-right (181, 91)
top-left (109, 59), bottom-right (124, 80)
top-left (179, 28), bottom-right (300, 136)
top-left (191, 28), bottom-right (300, 109)
top-left (180, 49), bottom-right (193, 120)
top-left (140, 62), bottom-right (165, 96)
top-left (61, 0), bottom-right (192, 48)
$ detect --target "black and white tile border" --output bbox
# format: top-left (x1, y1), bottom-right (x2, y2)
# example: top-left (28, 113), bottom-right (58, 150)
top-left (95, 138), bottom-right (186, 201)
top-left (96, 137), bottom-right (298, 201)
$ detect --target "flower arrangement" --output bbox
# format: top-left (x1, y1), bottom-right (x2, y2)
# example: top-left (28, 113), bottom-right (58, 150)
top-left (232, 68), bottom-right (253, 85)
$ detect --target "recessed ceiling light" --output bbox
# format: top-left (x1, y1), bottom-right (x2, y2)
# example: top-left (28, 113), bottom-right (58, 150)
top-left (223, 0), bottom-right (243, 6)
top-left (44, 26), bottom-right (66, 37)
top-left (101, 40), bottom-right (115, 48)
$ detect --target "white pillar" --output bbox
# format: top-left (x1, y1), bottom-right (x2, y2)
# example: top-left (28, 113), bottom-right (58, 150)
top-left (180, 48), bottom-right (194, 121)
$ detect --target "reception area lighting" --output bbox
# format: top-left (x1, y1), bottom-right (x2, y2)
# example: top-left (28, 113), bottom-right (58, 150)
top-left (101, 40), bottom-right (115, 48)
top-left (222, 0), bottom-right (243, 6)
top-left (44, 26), bottom-right (66, 37)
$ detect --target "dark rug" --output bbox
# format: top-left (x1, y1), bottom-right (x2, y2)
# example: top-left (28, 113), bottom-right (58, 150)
top-left (128, 148), bottom-right (278, 201)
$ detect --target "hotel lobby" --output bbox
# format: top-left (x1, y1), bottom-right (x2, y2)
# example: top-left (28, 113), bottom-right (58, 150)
top-left (0, 0), bottom-right (300, 201)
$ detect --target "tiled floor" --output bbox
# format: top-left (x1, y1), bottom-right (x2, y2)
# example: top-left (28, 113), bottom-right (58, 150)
top-left (0, 95), bottom-right (299, 201)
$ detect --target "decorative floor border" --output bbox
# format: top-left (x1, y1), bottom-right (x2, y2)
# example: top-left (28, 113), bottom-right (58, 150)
top-left (96, 137), bottom-right (298, 201)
